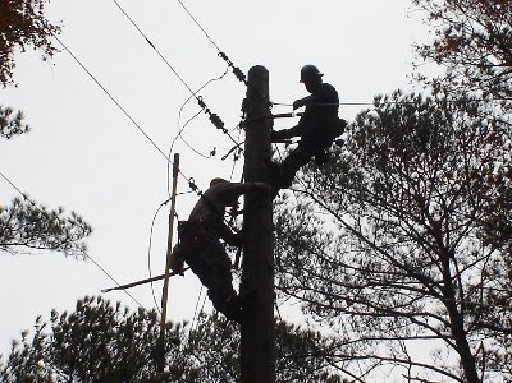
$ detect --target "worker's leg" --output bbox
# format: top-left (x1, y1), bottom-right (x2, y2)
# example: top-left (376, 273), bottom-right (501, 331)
top-left (276, 145), bottom-right (315, 188)
top-left (186, 239), bottom-right (242, 323)
top-left (203, 241), bottom-right (243, 323)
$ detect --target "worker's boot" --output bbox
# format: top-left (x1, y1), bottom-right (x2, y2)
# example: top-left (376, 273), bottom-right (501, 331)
top-left (223, 288), bottom-right (258, 324)
top-left (314, 149), bottom-right (330, 166)
top-left (238, 287), bottom-right (258, 309)
top-left (267, 160), bottom-right (286, 193)
top-left (222, 294), bottom-right (243, 324)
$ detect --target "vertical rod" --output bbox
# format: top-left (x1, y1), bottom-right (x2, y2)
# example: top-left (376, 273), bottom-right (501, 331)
top-left (241, 65), bottom-right (275, 383)
top-left (158, 152), bottom-right (180, 377)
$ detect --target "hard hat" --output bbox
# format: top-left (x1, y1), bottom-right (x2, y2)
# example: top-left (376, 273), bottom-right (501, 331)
top-left (210, 177), bottom-right (230, 187)
top-left (300, 65), bottom-right (323, 83)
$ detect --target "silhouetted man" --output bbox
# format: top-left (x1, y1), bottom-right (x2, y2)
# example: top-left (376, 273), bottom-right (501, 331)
top-left (271, 65), bottom-right (346, 189)
top-left (171, 178), bottom-right (271, 323)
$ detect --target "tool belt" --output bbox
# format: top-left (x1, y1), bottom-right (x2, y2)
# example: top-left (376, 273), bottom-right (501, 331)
top-left (327, 117), bottom-right (347, 141)
top-left (177, 220), bottom-right (217, 255)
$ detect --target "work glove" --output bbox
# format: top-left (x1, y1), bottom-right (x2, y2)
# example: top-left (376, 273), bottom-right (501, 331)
top-left (292, 99), bottom-right (304, 110)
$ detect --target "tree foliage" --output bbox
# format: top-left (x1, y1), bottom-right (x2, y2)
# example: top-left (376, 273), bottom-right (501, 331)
top-left (1, 1), bottom-right (91, 256)
top-left (0, 0), bottom-right (59, 85)
top-left (275, 89), bottom-right (512, 382)
top-left (0, 105), bottom-right (28, 139)
top-left (0, 0), bottom-right (59, 137)
top-left (414, 0), bottom-right (512, 104)
top-left (0, 296), bottom-right (345, 382)
top-left (0, 197), bottom-right (92, 256)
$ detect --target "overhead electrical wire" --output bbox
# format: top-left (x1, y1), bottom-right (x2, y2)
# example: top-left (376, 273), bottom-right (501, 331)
top-left (86, 251), bottom-right (144, 307)
top-left (0, 169), bottom-right (144, 308)
top-left (56, 38), bottom-right (172, 164)
top-left (174, 0), bottom-right (247, 85)
top-left (168, 65), bottom-right (230, 165)
top-left (110, 0), bottom-right (234, 139)
top-left (0, 169), bottom-right (24, 196)
top-left (112, 0), bottom-right (194, 95)
top-left (57, 39), bottom-right (241, 309)
top-left (55, 37), bottom-right (206, 192)
top-left (271, 97), bottom-right (512, 108)
top-left (146, 198), bottom-right (173, 313)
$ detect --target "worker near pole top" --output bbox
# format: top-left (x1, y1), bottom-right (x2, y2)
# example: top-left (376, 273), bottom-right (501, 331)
top-left (270, 64), bottom-right (347, 189)
top-left (171, 178), bottom-right (271, 323)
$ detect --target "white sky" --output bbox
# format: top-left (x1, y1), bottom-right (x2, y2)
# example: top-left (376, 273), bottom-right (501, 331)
top-left (0, 0), bottom-right (430, 359)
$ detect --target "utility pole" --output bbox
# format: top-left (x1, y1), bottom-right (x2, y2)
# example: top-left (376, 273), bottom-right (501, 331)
top-left (241, 65), bottom-right (275, 383)
top-left (157, 152), bottom-right (180, 380)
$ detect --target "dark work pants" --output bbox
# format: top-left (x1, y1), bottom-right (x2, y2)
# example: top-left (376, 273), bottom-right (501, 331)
top-left (179, 238), bottom-right (241, 322)
top-left (279, 142), bottom-right (331, 188)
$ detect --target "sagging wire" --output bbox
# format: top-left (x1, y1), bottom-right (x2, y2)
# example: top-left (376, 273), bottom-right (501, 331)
top-left (175, 0), bottom-right (246, 85)
top-left (146, 197), bottom-right (172, 313)
top-left (56, 36), bottom-right (174, 167)
top-left (0, 169), bottom-right (144, 308)
top-left (56, 34), bottom-right (212, 206)
top-left (170, 65), bottom-right (230, 152)
top-left (111, 0), bottom-right (231, 137)
top-left (167, 65), bottom-right (230, 198)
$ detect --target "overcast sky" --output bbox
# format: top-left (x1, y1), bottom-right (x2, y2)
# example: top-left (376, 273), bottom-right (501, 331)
top-left (0, 0), bottom-right (430, 358)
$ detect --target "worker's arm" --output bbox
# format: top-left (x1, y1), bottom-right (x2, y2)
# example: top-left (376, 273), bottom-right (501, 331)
top-left (271, 123), bottom-right (303, 141)
top-left (217, 222), bottom-right (242, 246)
top-left (216, 182), bottom-right (272, 197)
top-left (292, 95), bottom-right (315, 110)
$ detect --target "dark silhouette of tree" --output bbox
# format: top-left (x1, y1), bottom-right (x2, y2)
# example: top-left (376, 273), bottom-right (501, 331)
top-left (1, 1), bottom-right (90, 256)
top-left (0, 105), bottom-right (28, 139)
top-left (0, 197), bottom-right (92, 256)
top-left (0, 296), bottom-right (345, 382)
top-left (0, 0), bottom-right (59, 85)
top-left (412, 0), bottom-right (512, 321)
top-left (413, 0), bottom-right (511, 105)
top-left (275, 90), bottom-right (512, 383)
top-left (0, 0), bottom-right (59, 137)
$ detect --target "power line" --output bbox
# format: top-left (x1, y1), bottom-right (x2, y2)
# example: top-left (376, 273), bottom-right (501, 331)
top-left (112, 0), bottom-right (194, 95)
top-left (168, 66), bottom-right (230, 165)
top-left (110, 0), bottom-right (232, 137)
top-left (272, 97), bottom-right (512, 108)
top-left (86, 251), bottom-right (144, 307)
top-left (174, 0), bottom-right (247, 85)
top-left (0, 169), bottom-right (144, 307)
top-left (57, 37), bottom-right (237, 201)
top-left (55, 37), bottom-right (206, 192)
top-left (0, 169), bottom-right (24, 196)
top-left (56, 37), bottom-right (173, 164)
top-left (146, 198), bottom-right (172, 313)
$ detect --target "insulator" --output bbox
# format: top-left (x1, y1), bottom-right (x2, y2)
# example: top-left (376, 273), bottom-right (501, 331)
top-left (209, 113), bottom-right (226, 132)
top-left (196, 97), bottom-right (206, 109)
top-left (232, 67), bottom-right (247, 85)
top-left (188, 179), bottom-right (198, 191)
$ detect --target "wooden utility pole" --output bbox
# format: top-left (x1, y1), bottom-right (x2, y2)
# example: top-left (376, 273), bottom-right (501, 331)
top-left (241, 65), bottom-right (275, 383)
top-left (157, 152), bottom-right (180, 379)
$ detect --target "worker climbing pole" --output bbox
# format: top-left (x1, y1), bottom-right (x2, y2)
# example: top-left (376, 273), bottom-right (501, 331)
top-left (240, 65), bottom-right (275, 383)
